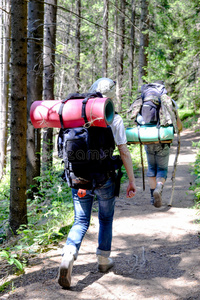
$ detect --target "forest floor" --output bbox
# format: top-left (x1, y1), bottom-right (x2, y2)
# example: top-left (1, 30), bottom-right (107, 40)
top-left (1, 127), bottom-right (200, 300)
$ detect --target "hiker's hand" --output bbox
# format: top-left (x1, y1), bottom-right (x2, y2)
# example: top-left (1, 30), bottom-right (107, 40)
top-left (126, 181), bottom-right (136, 198)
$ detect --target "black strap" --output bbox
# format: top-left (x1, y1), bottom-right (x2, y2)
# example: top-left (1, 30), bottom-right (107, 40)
top-left (158, 126), bottom-right (161, 143)
top-left (81, 96), bottom-right (90, 124)
top-left (140, 143), bottom-right (145, 191)
top-left (58, 92), bottom-right (103, 129)
top-left (157, 97), bottom-right (161, 139)
top-left (90, 179), bottom-right (96, 196)
top-left (137, 125), bottom-right (142, 144)
top-left (156, 96), bottom-right (161, 128)
top-left (58, 95), bottom-right (72, 129)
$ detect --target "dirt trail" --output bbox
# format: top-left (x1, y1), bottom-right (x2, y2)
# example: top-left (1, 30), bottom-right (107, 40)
top-left (1, 128), bottom-right (200, 300)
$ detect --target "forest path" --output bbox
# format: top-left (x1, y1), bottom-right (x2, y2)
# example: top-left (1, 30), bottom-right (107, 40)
top-left (1, 127), bottom-right (200, 300)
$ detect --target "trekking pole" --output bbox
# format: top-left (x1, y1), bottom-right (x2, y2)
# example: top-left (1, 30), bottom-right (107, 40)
top-left (140, 143), bottom-right (145, 191)
top-left (168, 131), bottom-right (181, 206)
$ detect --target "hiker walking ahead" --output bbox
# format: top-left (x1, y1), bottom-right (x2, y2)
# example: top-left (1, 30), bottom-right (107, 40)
top-left (58, 78), bottom-right (136, 288)
top-left (128, 80), bottom-right (182, 208)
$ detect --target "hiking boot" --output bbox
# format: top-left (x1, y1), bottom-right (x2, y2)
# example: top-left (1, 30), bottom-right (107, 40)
top-left (153, 182), bottom-right (163, 208)
top-left (58, 245), bottom-right (77, 288)
top-left (97, 255), bottom-right (114, 273)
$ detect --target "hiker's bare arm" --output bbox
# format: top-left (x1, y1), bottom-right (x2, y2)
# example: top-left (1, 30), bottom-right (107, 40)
top-left (176, 113), bottom-right (183, 132)
top-left (118, 144), bottom-right (136, 198)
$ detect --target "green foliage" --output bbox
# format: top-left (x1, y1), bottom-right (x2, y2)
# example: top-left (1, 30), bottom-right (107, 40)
top-left (0, 159), bottom-right (74, 275)
top-left (0, 250), bottom-right (24, 272)
top-left (178, 109), bottom-right (195, 121)
top-left (0, 174), bottom-right (10, 202)
top-left (147, 0), bottom-right (200, 107)
top-left (178, 108), bottom-right (200, 129)
top-left (190, 141), bottom-right (200, 209)
top-left (0, 280), bottom-right (11, 293)
top-left (55, 0), bottom-right (200, 116)
top-left (121, 143), bottom-right (147, 181)
top-left (21, 163), bottom-right (74, 250)
top-left (0, 174), bottom-right (10, 243)
top-left (113, 141), bottom-right (142, 182)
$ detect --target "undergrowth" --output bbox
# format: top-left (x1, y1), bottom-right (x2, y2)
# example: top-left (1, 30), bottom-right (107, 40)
top-left (190, 141), bottom-right (200, 210)
top-left (179, 109), bottom-right (200, 212)
top-left (0, 159), bottom-right (74, 280)
top-left (179, 109), bottom-right (200, 129)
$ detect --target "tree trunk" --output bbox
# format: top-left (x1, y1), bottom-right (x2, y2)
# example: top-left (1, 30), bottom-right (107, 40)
top-left (128, 0), bottom-right (135, 103)
top-left (27, 0), bottom-right (44, 191)
top-left (57, 4), bottom-right (72, 99)
top-left (138, 0), bottom-right (149, 90)
top-left (102, 0), bottom-right (109, 77)
top-left (0, 0), bottom-right (3, 179)
top-left (113, 0), bottom-right (118, 80)
top-left (74, 0), bottom-right (81, 92)
top-left (116, 0), bottom-right (125, 112)
top-left (43, 0), bottom-right (57, 170)
top-left (9, 0), bottom-right (28, 234)
top-left (0, 0), bottom-right (11, 180)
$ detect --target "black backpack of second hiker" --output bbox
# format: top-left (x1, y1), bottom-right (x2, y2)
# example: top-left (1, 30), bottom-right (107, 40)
top-left (138, 84), bottom-right (161, 126)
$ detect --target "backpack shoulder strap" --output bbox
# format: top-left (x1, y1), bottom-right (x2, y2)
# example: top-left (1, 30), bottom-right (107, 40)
top-left (156, 96), bottom-right (161, 128)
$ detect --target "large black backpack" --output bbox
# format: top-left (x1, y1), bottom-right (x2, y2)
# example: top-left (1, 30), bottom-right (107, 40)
top-left (138, 84), bottom-right (161, 126)
top-left (57, 93), bottom-right (123, 194)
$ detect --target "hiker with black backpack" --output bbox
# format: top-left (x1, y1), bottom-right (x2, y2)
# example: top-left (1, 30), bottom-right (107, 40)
top-left (58, 78), bottom-right (136, 288)
top-left (128, 80), bottom-right (182, 208)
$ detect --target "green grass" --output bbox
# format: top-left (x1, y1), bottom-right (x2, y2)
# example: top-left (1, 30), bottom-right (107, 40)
top-left (178, 108), bottom-right (194, 120)
top-left (0, 174), bottom-right (10, 244)
top-left (0, 281), bottom-right (12, 293)
top-left (179, 108), bottom-right (200, 129)
top-left (190, 141), bottom-right (200, 209)
top-left (175, 108), bottom-right (200, 212)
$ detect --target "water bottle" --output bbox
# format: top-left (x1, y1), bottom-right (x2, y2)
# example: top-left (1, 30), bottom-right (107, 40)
top-left (137, 114), bottom-right (145, 125)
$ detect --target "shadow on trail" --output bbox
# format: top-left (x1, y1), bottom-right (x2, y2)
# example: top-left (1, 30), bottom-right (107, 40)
top-left (112, 233), bottom-right (200, 280)
top-left (70, 264), bottom-right (104, 291)
top-left (1, 261), bottom-right (106, 294)
top-left (72, 233), bottom-right (200, 292)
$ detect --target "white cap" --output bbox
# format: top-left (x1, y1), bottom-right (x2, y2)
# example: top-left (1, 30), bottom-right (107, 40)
top-left (88, 78), bottom-right (116, 99)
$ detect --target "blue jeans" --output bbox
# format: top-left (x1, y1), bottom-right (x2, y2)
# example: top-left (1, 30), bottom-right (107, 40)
top-left (66, 177), bottom-right (116, 257)
top-left (145, 143), bottom-right (170, 179)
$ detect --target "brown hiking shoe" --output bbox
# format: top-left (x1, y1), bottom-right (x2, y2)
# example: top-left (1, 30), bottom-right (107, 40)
top-left (153, 182), bottom-right (163, 208)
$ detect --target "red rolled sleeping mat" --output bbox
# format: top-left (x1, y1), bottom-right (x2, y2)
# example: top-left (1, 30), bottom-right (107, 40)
top-left (30, 97), bottom-right (114, 128)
